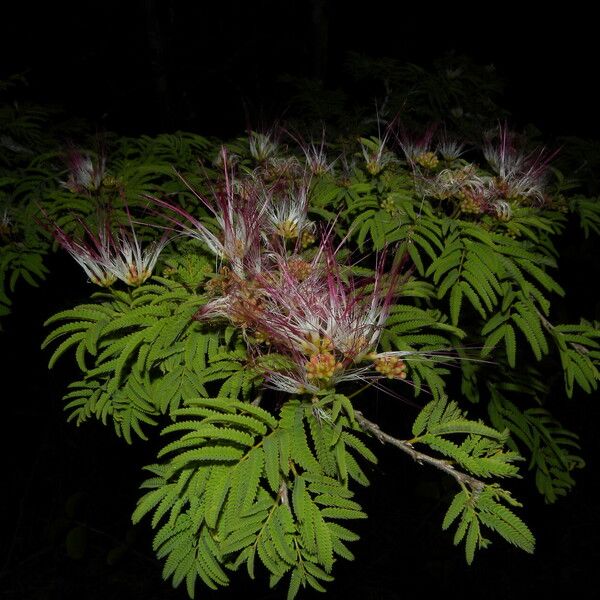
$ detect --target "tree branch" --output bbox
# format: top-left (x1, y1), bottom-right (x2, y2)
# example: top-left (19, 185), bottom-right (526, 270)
top-left (354, 410), bottom-right (485, 493)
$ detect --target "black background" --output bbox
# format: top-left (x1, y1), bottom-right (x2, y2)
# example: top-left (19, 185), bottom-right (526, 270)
top-left (3, 2), bottom-right (600, 138)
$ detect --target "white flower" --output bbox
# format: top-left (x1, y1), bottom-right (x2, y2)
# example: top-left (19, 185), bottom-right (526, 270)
top-left (301, 139), bottom-right (336, 175)
top-left (63, 151), bottom-right (106, 193)
top-left (151, 149), bottom-right (264, 278)
top-left (105, 227), bottom-right (168, 286)
top-left (359, 134), bottom-right (395, 175)
top-left (48, 219), bottom-right (116, 287)
top-left (436, 138), bottom-right (465, 161)
top-left (248, 131), bottom-right (279, 162)
top-left (263, 185), bottom-right (314, 241)
top-left (483, 125), bottom-right (554, 203)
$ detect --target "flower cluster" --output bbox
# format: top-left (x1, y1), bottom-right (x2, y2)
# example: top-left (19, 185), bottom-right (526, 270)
top-left (396, 125), bottom-right (438, 169)
top-left (300, 137), bottom-right (335, 176)
top-left (0, 203), bottom-right (16, 241)
top-left (359, 133), bottom-right (396, 176)
top-left (43, 210), bottom-right (168, 287)
top-left (62, 150), bottom-right (107, 193)
top-left (155, 148), bottom-right (416, 396)
top-left (397, 124), bottom-right (555, 220)
top-left (482, 125), bottom-right (555, 204)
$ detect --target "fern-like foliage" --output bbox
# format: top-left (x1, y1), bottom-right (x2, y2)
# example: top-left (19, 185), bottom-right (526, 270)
top-left (489, 393), bottom-right (585, 503)
top-left (133, 395), bottom-right (374, 598)
top-left (411, 397), bottom-right (521, 479)
top-left (15, 87), bottom-right (597, 597)
top-left (42, 253), bottom-right (257, 442)
top-left (570, 196), bottom-right (600, 237)
top-left (379, 304), bottom-right (464, 400)
top-left (442, 484), bottom-right (534, 564)
top-left (409, 397), bottom-right (533, 562)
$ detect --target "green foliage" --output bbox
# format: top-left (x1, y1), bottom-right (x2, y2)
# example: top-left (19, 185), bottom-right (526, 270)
top-left (42, 256), bottom-right (255, 442)
top-left (4, 63), bottom-right (598, 596)
top-left (0, 99), bottom-right (217, 321)
top-left (571, 196), bottom-right (600, 237)
top-left (410, 398), bottom-right (533, 562)
top-left (442, 484), bottom-right (534, 564)
top-left (133, 396), bottom-right (373, 597)
top-left (489, 393), bottom-right (585, 503)
top-left (411, 397), bottom-right (521, 480)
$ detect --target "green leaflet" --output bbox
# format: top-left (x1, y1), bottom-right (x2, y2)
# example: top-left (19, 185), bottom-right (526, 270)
top-left (42, 274), bottom-right (255, 440)
top-left (443, 485), bottom-right (534, 564)
top-left (571, 195), bottom-right (600, 237)
top-left (488, 392), bottom-right (585, 503)
top-left (407, 397), bottom-right (531, 561)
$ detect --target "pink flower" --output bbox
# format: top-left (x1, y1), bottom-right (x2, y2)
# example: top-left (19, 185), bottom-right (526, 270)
top-left (62, 150), bottom-right (106, 193)
top-left (150, 150), bottom-right (443, 395)
top-left (483, 125), bottom-right (556, 203)
top-left (395, 124), bottom-right (438, 167)
top-left (46, 216), bottom-right (117, 287)
top-left (42, 210), bottom-right (167, 287)
top-left (196, 229), bottom-right (410, 393)
top-left (149, 148), bottom-right (264, 278)
top-left (257, 244), bottom-right (397, 361)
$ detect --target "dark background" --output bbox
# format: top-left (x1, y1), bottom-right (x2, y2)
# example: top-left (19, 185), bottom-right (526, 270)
top-left (3, 1), bottom-right (600, 138)
top-left (2, 2), bottom-right (599, 599)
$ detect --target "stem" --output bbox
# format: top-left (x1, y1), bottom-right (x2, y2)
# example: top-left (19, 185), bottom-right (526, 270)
top-left (347, 382), bottom-right (374, 400)
top-left (535, 308), bottom-right (590, 356)
top-left (354, 410), bottom-right (485, 493)
top-left (534, 306), bottom-right (553, 333)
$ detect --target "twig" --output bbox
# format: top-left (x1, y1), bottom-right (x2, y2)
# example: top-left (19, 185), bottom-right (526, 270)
top-left (355, 410), bottom-right (485, 493)
top-left (535, 307), bottom-right (590, 356)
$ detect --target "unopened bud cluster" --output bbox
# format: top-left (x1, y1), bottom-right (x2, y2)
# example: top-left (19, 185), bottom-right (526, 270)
top-left (373, 356), bottom-right (408, 379)
top-left (415, 152), bottom-right (439, 170)
top-left (305, 352), bottom-right (341, 382)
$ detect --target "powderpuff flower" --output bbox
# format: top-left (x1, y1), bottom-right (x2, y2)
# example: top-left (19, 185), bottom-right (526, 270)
top-left (359, 133), bottom-right (396, 175)
top-left (436, 136), bottom-right (465, 162)
top-left (42, 211), bottom-right (167, 287)
top-left (483, 125), bottom-right (556, 203)
top-left (62, 150), bottom-right (106, 193)
top-left (298, 135), bottom-right (336, 176)
top-left (263, 184), bottom-right (314, 243)
top-left (262, 349), bottom-right (416, 396)
top-left (260, 156), bottom-right (303, 182)
top-left (247, 241), bottom-right (400, 363)
top-left (0, 204), bottom-right (15, 240)
top-left (262, 357), bottom-right (374, 395)
top-left (396, 125), bottom-right (438, 169)
top-left (482, 126), bottom-right (525, 179)
top-left (198, 234), bottom-right (409, 393)
top-left (104, 225), bottom-right (169, 286)
top-left (149, 148), bottom-right (264, 278)
top-left (248, 130), bottom-right (279, 163)
top-left (46, 217), bottom-right (117, 287)
top-left (418, 165), bottom-right (485, 200)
